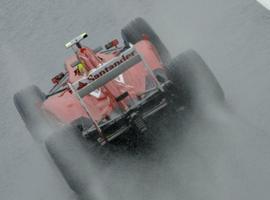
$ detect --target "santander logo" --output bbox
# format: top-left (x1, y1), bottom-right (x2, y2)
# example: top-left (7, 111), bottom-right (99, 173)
top-left (87, 51), bottom-right (136, 81)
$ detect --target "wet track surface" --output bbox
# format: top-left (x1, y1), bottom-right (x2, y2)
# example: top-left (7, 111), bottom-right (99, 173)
top-left (1, 0), bottom-right (270, 199)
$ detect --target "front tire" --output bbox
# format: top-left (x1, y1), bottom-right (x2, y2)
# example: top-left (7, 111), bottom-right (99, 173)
top-left (121, 17), bottom-right (171, 65)
top-left (13, 85), bottom-right (50, 141)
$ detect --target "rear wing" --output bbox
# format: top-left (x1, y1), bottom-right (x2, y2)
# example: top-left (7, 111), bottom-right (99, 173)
top-left (71, 46), bottom-right (142, 98)
top-left (68, 45), bottom-right (163, 144)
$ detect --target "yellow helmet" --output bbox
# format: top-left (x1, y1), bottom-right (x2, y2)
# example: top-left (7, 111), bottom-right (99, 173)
top-left (77, 62), bottom-right (86, 74)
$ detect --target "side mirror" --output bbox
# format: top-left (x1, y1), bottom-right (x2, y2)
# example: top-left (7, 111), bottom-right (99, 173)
top-left (51, 72), bottom-right (65, 84)
top-left (105, 39), bottom-right (119, 49)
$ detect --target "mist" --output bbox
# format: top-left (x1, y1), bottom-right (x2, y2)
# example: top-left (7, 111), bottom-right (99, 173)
top-left (1, 0), bottom-right (270, 200)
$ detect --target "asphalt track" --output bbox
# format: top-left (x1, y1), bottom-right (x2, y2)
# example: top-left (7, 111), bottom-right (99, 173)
top-left (1, 0), bottom-right (270, 199)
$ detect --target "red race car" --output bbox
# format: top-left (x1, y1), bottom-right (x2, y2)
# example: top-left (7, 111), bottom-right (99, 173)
top-left (14, 18), bottom-right (224, 146)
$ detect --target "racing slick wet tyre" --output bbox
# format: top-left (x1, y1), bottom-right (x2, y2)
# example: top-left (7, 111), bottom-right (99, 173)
top-left (45, 126), bottom-right (104, 197)
top-left (121, 17), bottom-right (171, 65)
top-left (167, 50), bottom-right (225, 109)
top-left (13, 85), bottom-right (49, 141)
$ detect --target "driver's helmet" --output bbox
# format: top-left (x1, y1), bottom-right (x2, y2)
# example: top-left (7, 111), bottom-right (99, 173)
top-left (78, 47), bottom-right (102, 71)
top-left (76, 62), bottom-right (86, 74)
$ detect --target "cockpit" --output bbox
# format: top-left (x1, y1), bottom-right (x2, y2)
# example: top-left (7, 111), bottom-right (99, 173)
top-left (47, 33), bottom-right (127, 98)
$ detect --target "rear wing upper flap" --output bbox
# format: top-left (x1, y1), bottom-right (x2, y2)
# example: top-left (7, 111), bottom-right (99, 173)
top-left (71, 46), bottom-right (142, 98)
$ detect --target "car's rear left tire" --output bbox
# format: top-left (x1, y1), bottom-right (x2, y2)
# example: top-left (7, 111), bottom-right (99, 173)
top-left (121, 17), bottom-right (171, 65)
top-left (45, 125), bottom-right (106, 197)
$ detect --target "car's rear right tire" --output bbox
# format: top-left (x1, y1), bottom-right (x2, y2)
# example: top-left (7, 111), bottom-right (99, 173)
top-left (167, 49), bottom-right (225, 110)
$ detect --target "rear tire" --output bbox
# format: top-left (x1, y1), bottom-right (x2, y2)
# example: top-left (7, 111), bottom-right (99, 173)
top-left (13, 85), bottom-right (50, 141)
top-left (167, 49), bottom-right (225, 109)
top-left (45, 126), bottom-right (105, 196)
top-left (121, 17), bottom-right (171, 65)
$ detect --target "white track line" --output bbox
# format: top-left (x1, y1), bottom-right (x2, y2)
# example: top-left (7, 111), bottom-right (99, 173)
top-left (257, 0), bottom-right (270, 10)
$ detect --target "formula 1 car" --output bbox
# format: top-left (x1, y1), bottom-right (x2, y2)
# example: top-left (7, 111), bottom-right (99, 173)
top-left (14, 18), bottom-right (224, 146)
